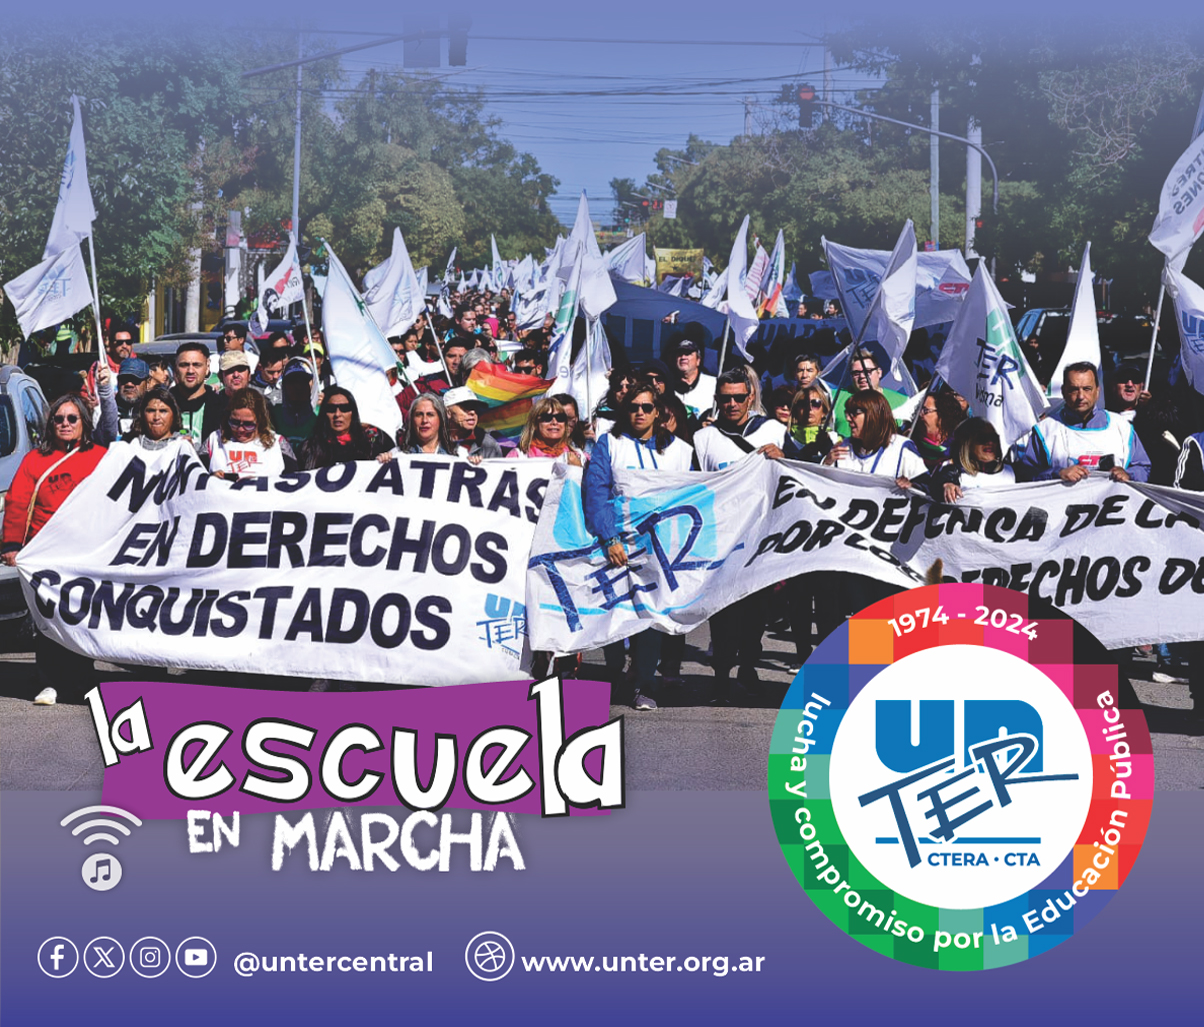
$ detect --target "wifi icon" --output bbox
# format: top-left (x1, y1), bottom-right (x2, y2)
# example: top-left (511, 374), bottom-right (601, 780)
top-left (61, 806), bottom-right (143, 893)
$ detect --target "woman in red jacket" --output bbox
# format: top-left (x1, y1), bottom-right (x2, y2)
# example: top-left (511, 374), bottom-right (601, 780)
top-left (2, 394), bottom-right (107, 704)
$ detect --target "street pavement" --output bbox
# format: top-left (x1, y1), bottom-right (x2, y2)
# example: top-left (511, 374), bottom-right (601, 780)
top-left (2, 618), bottom-right (1202, 793)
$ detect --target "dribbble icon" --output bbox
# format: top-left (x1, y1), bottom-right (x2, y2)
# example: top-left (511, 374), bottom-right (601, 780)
top-left (60, 805), bottom-right (143, 892)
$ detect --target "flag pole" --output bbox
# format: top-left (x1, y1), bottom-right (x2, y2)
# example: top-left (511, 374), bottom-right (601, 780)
top-left (427, 318), bottom-right (453, 383)
top-left (84, 234), bottom-right (105, 365)
top-left (710, 316), bottom-right (732, 418)
top-left (1143, 280), bottom-right (1165, 392)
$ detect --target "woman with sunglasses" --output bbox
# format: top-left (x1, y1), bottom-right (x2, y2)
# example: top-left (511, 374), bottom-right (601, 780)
top-left (582, 377), bottom-right (694, 711)
top-left (1, 395), bottom-right (109, 703)
top-left (593, 364), bottom-right (637, 436)
top-left (203, 388), bottom-right (294, 478)
top-left (301, 388), bottom-right (396, 469)
top-left (784, 385), bottom-right (840, 463)
top-left (509, 396), bottom-right (585, 466)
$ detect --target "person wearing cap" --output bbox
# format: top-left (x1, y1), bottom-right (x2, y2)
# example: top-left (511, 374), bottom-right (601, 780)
top-left (444, 386), bottom-right (502, 460)
top-left (271, 359), bottom-right (320, 450)
top-left (666, 324), bottom-right (716, 424)
top-left (218, 350), bottom-right (252, 393)
top-left (114, 357), bottom-right (150, 435)
top-left (1105, 362), bottom-right (1149, 422)
top-left (1017, 361), bottom-right (1150, 484)
top-left (830, 344), bottom-right (909, 437)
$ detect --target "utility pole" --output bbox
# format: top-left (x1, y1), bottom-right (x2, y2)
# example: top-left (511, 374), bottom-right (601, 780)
top-left (292, 32), bottom-right (303, 244)
top-left (965, 117), bottom-right (982, 258)
top-left (744, 96), bottom-right (753, 140)
top-left (822, 45), bottom-right (833, 121)
top-left (929, 88), bottom-right (940, 248)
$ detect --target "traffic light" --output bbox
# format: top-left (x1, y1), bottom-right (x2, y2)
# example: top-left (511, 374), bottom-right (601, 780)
top-left (797, 83), bottom-right (816, 128)
top-left (448, 14), bottom-right (470, 66)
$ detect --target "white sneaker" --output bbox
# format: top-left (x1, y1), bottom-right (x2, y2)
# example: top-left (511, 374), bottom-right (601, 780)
top-left (33, 687), bottom-right (57, 706)
top-left (1152, 671), bottom-right (1186, 684)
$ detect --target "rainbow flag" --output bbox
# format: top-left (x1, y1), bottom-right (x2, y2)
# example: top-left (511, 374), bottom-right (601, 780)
top-left (479, 397), bottom-right (533, 439)
top-left (467, 361), bottom-right (552, 409)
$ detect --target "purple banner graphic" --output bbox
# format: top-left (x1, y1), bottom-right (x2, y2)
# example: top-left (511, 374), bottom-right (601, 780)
top-left (91, 678), bottom-right (617, 820)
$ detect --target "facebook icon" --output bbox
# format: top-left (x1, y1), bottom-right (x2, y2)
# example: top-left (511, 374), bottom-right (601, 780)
top-left (37, 937), bottom-right (79, 978)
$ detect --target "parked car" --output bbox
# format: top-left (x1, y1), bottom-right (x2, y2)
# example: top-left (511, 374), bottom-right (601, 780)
top-left (0, 366), bottom-right (49, 621)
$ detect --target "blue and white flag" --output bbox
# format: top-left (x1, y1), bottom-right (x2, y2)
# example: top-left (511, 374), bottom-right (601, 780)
top-left (4, 244), bottom-right (94, 338)
top-left (1164, 264), bottom-right (1204, 393)
top-left (935, 265), bottom-right (1047, 450)
top-left (724, 216), bottom-right (760, 358)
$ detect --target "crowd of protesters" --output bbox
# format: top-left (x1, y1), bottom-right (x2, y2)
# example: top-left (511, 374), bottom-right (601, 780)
top-left (5, 282), bottom-right (1204, 722)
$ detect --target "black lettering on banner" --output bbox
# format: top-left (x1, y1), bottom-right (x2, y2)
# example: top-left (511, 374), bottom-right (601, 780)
top-left (1118, 556), bottom-right (1150, 597)
top-left (350, 515), bottom-right (389, 567)
top-left (211, 591), bottom-right (250, 637)
top-left (285, 588), bottom-right (325, 642)
top-left (254, 586), bottom-right (294, 638)
top-left (431, 525), bottom-right (471, 576)
top-left (840, 499), bottom-right (878, 531)
top-left (231, 476), bottom-right (269, 493)
top-left (267, 511), bottom-right (308, 568)
top-left (525, 477), bottom-right (547, 523)
top-left (870, 497), bottom-right (910, 543)
top-left (309, 513), bottom-right (353, 567)
top-left (106, 453), bottom-right (204, 513)
top-left (417, 461), bottom-right (452, 499)
top-left (191, 589), bottom-right (221, 636)
top-left (274, 471), bottom-right (310, 493)
top-left (59, 577), bottom-right (96, 626)
top-left (188, 513), bottom-right (228, 567)
top-left (488, 470), bottom-right (521, 516)
top-left (89, 581), bottom-right (136, 629)
top-left (160, 587), bottom-right (204, 636)
top-left (229, 512), bottom-right (272, 569)
top-left (471, 533), bottom-right (508, 584)
top-left (126, 585), bottom-right (166, 631)
top-left (448, 462), bottom-right (487, 507)
top-left (366, 459), bottom-right (404, 495)
top-left (370, 594), bottom-right (411, 648)
top-left (29, 569), bottom-right (59, 617)
top-left (111, 523), bottom-right (159, 566)
top-left (1159, 558), bottom-right (1204, 594)
top-left (326, 588), bottom-right (370, 644)
top-left (387, 518), bottom-right (434, 572)
top-left (315, 463), bottom-right (356, 493)
top-left (412, 596), bottom-right (452, 650)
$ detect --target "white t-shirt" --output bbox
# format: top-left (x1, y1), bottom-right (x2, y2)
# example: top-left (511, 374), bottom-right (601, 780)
top-left (204, 431), bottom-right (286, 477)
top-left (676, 372), bottom-right (717, 422)
top-left (960, 465), bottom-right (1017, 490)
top-left (693, 417), bottom-right (787, 471)
top-left (833, 434), bottom-right (928, 480)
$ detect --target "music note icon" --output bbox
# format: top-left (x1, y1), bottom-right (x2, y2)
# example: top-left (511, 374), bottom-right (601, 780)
top-left (81, 853), bottom-right (122, 892)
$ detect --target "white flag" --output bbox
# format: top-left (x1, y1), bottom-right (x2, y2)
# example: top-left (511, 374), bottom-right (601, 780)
top-left (253, 234), bottom-right (304, 335)
top-left (762, 230), bottom-right (788, 316)
top-left (745, 243), bottom-right (769, 304)
top-left (491, 234), bottom-right (503, 281)
top-left (444, 246), bottom-right (457, 281)
top-left (605, 233), bottom-right (651, 284)
top-left (44, 95), bottom-right (97, 260)
top-left (568, 191), bottom-right (602, 261)
top-left (1049, 242), bottom-right (1102, 403)
top-left (700, 265), bottom-right (728, 309)
top-left (322, 243), bottom-right (404, 439)
top-left (569, 317), bottom-right (613, 418)
top-left (547, 258), bottom-right (581, 385)
top-left (577, 251), bottom-right (617, 321)
top-left (1164, 264), bottom-right (1204, 392)
top-left (4, 245), bottom-right (94, 339)
top-left (1149, 135), bottom-right (1204, 272)
top-left (869, 220), bottom-right (919, 379)
top-left (358, 225), bottom-right (421, 334)
top-left (935, 265), bottom-right (1048, 451)
top-left (724, 216), bottom-right (760, 358)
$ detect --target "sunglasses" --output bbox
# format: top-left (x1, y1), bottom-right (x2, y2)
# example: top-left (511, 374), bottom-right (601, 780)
top-left (228, 418), bottom-right (257, 431)
top-left (53, 413), bottom-right (80, 425)
top-left (851, 366), bottom-right (878, 375)
top-left (808, 399), bottom-right (824, 409)
top-left (628, 402), bottom-right (656, 414)
top-left (718, 393), bottom-right (750, 403)
top-left (646, 373), bottom-right (663, 381)
top-left (538, 411), bottom-right (568, 423)
top-left (326, 403), bottom-right (353, 413)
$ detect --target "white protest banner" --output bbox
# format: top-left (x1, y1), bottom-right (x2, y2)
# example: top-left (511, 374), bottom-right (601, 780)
top-left (18, 442), bottom-right (550, 686)
top-left (527, 459), bottom-right (1204, 654)
top-left (936, 264), bottom-right (1048, 450)
top-left (1149, 133), bottom-right (1204, 270)
top-left (4, 244), bottom-right (94, 338)
top-left (1049, 242), bottom-right (1102, 403)
top-left (819, 242), bottom-right (971, 329)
